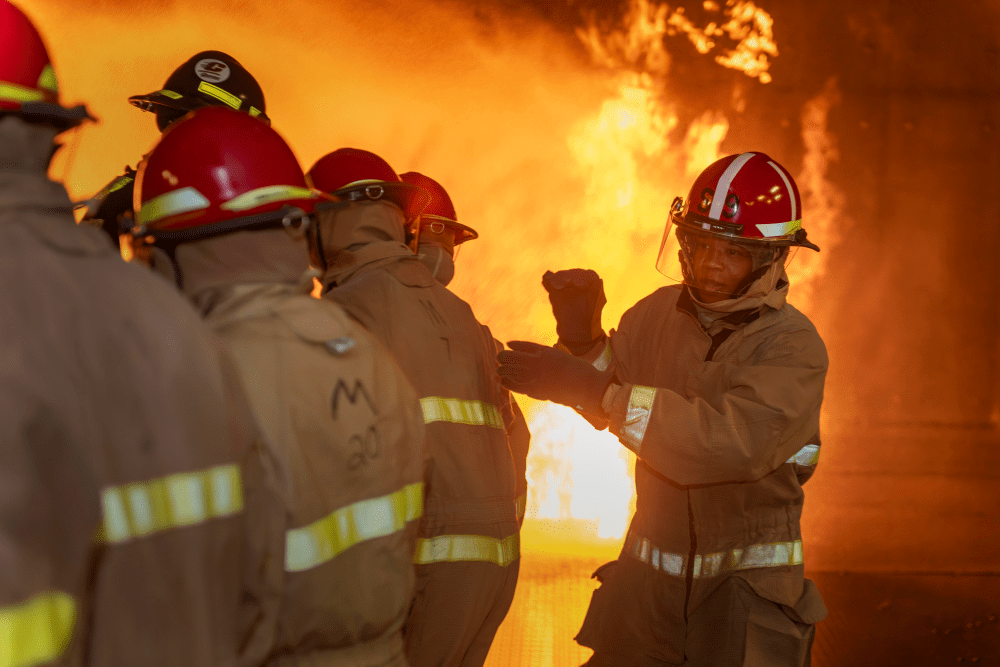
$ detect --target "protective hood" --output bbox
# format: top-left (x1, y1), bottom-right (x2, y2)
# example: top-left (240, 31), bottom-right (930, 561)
top-left (0, 115), bottom-right (60, 175)
top-left (417, 241), bottom-right (455, 286)
top-left (313, 199), bottom-right (414, 287)
top-left (687, 259), bottom-right (789, 333)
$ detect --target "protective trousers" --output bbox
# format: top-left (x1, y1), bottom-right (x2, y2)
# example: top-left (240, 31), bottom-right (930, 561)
top-left (582, 570), bottom-right (815, 667)
top-left (405, 558), bottom-right (520, 667)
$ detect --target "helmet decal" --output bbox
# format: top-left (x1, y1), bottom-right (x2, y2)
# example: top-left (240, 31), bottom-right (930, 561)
top-left (707, 151), bottom-right (755, 220)
top-left (194, 58), bottom-right (231, 83)
top-left (722, 193), bottom-right (740, 219)
top-left (698, 188), bottom-right (713, 213)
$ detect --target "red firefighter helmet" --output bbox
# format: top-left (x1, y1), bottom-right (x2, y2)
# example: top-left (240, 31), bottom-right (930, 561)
top-left (0, 1), bottom-right (91, 127)
top-left (133, 106), bottom-right (315, 241)
top-left (399, 171), bottom-right (478, 244)
top-left (667, 152), bottom-right (818, 249)
top-left (307, 148), bottom-right (430, 219)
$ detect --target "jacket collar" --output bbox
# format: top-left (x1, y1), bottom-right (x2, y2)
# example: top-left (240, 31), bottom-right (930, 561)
top-left (320, 240), bottom-right (415, 289)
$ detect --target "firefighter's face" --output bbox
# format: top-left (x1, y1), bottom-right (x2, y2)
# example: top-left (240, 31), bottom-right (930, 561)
top-left (419, 221), bottom-right (457, 256)
top-left (689, 234), bottom-right (753, 303)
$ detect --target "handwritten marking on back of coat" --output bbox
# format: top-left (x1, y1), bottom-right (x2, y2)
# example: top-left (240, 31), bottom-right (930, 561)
top-left (331, 378), bottom-right (376, 419)
top-left (331, 378), bottom-right (382, 470)
top-left (418, 298), bottom-right (446, 327)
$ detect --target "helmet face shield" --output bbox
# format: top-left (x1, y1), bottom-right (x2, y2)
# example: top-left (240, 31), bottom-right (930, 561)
top-left (656, 218), bottom-right (793, 303)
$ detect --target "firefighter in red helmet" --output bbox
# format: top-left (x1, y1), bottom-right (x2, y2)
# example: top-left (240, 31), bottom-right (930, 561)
top-left (308, 151), bottom-right (522, 667)
top-left (400, 170), bottom-right (531, 528)
top-left (499, 152), bottom-right (828, 666)
top-left (0, 4), bottom-right (285, 665)
top-left (80, 50), bottom-right (269, 257)
top-left (133, 107), bottom-right (426, 666)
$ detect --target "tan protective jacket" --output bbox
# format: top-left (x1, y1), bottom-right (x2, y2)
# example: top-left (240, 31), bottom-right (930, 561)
top-left (576, 280), bottom-right (828, 664)
top-left (318, 203), bottom-right (521, 568)
top-left (176, 230), bottom-right (426, 666)
top-left (0, 166), bottom-right (285, 667)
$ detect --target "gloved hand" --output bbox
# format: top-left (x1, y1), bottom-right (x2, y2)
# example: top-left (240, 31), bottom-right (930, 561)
top-left (542, 269), bottom-right (606, 354)
top-left (497, 341), bottom-right (614, 416)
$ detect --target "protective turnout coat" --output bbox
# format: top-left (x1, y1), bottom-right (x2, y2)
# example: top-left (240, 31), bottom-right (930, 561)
top-left (318, 202), bottom-right (521, 667)
top-left (178, 232), bottom-right (427, 667)
top-left (0, 166), bottom-right (285, 667)
top-left (576, 280), bottom-right (828, 666)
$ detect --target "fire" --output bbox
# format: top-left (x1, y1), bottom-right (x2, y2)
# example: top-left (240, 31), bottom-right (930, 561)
top-left (20, 0), bottom-right (851, 558)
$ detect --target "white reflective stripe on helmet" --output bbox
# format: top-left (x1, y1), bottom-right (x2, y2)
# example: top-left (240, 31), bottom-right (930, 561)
top-left (0, 591), bottom-right (76, 667)
top-left (138, 186), bottom-right (211, 225)
top-left (767, 160), bottom-right (797, 222)
top-left (414, 532), bottom-right (520, 566)
top-left (708, 152), bottom-right (756, 220)
top-left (620, 385), bottom-right (657, 454)
top-left (786, 443), bottom-right (820, 467)
top-left (100, 464), bottom-right (243, 544)
top-left (628, 532), bottom-right (804, 578)
top-left (420, 397), bottom-right (504, 429)
top-left (285, 482), bottom-right (424, 572)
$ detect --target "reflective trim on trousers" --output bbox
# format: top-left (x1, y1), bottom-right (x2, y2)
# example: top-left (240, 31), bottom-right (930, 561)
top-left (0, 591), bottom-right (75, 667)
top-left (786, 443), bottom-right (820, 467)
top-left (286, 482), bottom-right (424, 572)
top-left (514, 493), bottom-right (527, 522)
top-left (420, 397), bottom-right (504, 429)
top-left (628, 533), bottom-right (804, 578)
top-left (414, 532), bottom-right (520, 567)
top-left (100, 463), bottom-right (243, 544)
top-left (620, 385), bottom-right (657, 454)
top-left (592, 341), bottom-right (612, 372)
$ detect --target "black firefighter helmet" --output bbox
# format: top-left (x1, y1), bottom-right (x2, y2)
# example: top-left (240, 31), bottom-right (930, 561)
top-left (128, 50), bottom-right (269, 131)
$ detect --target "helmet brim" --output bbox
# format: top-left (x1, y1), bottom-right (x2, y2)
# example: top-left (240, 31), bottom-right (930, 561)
top-left (325, 181), bottom-right (431, 218)
top-left (421, 214), bottom-right (478, 244)
top-left (128, 91), bottom-right (203, 114)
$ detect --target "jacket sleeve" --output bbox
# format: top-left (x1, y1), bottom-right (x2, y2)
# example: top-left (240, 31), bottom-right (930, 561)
top-left (506, 396), bottom-right (531, 526)
top-left (604, 327), bottom-right (827, 486)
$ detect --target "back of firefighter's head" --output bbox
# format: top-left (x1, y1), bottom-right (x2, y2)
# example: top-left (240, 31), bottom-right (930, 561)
top-left (399, 171), bottom-right (478, 286)
top-left (132, 106), bottom-right (315, 289)
top-left (656, 151), bottom-right (820, 305)
top-left (305, 148), bottom-right (430, 271)
top-left (128, 50), bottom-right (268, 133)
top-left (0, 1), bottom-right (93, 172)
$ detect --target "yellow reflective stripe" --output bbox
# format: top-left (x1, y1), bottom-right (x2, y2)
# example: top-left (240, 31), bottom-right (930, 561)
top-left (100, 464), bottom-right (243, 544)
top-left (414, 533), bottom-right (520, 566)
top-left (285, 482), bottom-right (423, 573)
top-left (514, 493), bottom-right (526, 522)
top-left (620, 385), bottom-right (657, 454)
top-left (0, 591), bottom-right (75, 667)
top-left (420, 397), bottom-right (504, 429)
top-left (197, 81), bottom-right (241, 110)
top-left (157, 89), bottom-right (184, 100)
top-left (628, 533), bottom-right (804, 578)
top-left (138, 186), bottom-right (211, 225)
top-left (219, 185), bottom-right (314, 213)
top-left (0, 81), bottom-right (44, 104)
top-left (249, 106), bottom-right (262, 117)
top-left (592, 341), bottom-right (612, 372)
top-left (36, 65), bottom-right (58, 93)
top-left (786, 443), bottom-right (820, 467)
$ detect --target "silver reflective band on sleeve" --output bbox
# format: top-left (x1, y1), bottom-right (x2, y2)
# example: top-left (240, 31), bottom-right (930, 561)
top-left (0, 591), bottom-right (75, 667)
top-left (285, 482), bottom-right (423, 573)
top-left (514, 492), bottom-right (527, 522)
top-left (628, 533), bottom-right (804, 578)
top-left (592, 341), bottom-right (612, 371)
top-left (786, 443), bottom-right (820, 466)
top-left (420, 397), bottom-right (504, 429)
top-left (414, 532), bottom-right (520, 567)
top-left (100, 464), bottom-right (243, 544)
top-left (620, 386), bottom-right (657, 454)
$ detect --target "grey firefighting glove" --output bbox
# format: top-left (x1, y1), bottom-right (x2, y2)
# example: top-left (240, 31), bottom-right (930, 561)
top-left (498, 341), bottom-right (614, 416)
top-left (542, 269), bottom-right (607, 355)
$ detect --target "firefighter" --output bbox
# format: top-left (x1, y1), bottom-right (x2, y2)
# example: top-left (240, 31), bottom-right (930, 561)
top-left (132, 106), bottom-right (427, 666)
top-left (400, 170), bottom-right (531, 527)
top-left (307, 150), bottom-right (521, 667)
top-left (0, 4), bottom-right (285, 665)
top-left (80, 49), bottom-right (268, 256)
top-left (498, 152), bottom-right (828, 666)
